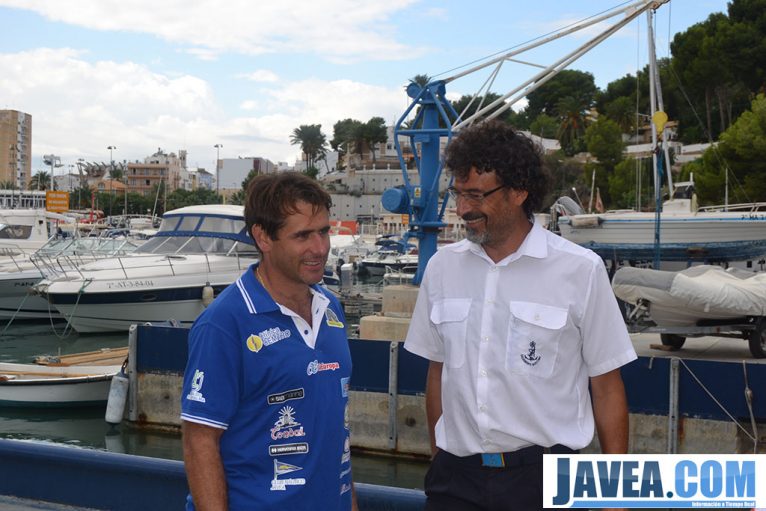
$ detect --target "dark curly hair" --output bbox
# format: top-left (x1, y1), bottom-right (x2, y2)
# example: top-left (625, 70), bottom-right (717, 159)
top-left (444, 120), bottom-right (550, 219)
top-left (244, 172), bottom-right (332, 248)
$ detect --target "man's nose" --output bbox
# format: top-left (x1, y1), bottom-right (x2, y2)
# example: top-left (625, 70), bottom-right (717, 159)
top-left (455, 197), bottom-right (472, 217)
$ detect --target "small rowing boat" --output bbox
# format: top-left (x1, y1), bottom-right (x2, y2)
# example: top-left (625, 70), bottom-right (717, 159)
top-left (0, 362), bottom-right (122, 407)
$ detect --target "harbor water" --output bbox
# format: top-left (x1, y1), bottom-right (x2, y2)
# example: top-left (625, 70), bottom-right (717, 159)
top-left (0, 321), bottom-right (429, 490)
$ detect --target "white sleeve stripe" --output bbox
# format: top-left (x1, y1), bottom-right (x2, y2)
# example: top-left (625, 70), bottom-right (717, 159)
top-left (236, 277), bottom-right (256, 314)
top-left (181, 414), bottom-right (229, 429)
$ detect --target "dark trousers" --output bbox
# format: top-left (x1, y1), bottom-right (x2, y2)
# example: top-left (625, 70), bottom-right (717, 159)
top-left (424, 447), bottom-right (574, 511)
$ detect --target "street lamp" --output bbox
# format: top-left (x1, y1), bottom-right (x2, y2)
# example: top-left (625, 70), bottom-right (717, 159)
top-left (43, 154), bottom-right (62, 191)
top-left (214, 144), bottom-right (222, 197)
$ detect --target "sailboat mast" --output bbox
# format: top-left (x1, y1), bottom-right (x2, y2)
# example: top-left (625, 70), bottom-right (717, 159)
top-left (647, 9), bottom-right (663, 268)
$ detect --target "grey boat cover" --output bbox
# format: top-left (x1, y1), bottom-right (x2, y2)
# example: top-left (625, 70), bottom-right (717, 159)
top-left (612, 265), bottom-right (766, 326)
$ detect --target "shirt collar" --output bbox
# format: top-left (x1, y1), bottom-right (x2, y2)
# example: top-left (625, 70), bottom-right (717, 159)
top-left (456, 220), bottom-right (548, 265)
top-left (238, 263), bottom-right (329, 315)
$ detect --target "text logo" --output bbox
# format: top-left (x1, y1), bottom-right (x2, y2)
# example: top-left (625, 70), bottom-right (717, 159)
top-left (270, 406), bottom-right (305, 440)
top-left (543, 454), bottom-right (764, 508)
top-left (307, 359), bottom-right (340, 375)
top-left (271, 459), bottom-right (306, 491)
top-left (267, 388), bottom-right (304, 405)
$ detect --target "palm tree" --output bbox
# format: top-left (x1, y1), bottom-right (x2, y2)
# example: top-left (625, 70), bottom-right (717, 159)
top-left (0, 180), bottom-right (18, 190)
top-left (290, 124), bottom-right (327, 172)
top-left (556, 96), bottom-right (588, 156)
top-left (29, 170), bottom-right (52, 191)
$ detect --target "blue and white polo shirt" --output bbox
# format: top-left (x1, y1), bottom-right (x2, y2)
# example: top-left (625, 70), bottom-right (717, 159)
top-left (181, 263), bottom-right (353, 510)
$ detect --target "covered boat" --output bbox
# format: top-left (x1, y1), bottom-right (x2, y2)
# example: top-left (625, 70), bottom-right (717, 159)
top-left (612, 265), bottom-right (766, 357)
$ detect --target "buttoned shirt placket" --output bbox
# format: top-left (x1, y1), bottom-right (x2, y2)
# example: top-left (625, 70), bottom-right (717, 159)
top-left (476, 261), bottom-right (500, 446)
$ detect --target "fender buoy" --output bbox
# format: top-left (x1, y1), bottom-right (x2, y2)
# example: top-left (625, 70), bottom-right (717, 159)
top-left (105, 365), bottom-right (129, 425)
top-left (201, 284), bottom-right (214, 307)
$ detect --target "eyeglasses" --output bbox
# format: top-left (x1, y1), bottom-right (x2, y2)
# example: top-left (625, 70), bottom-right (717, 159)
top-left (446, 184), bottom-right (507, 204)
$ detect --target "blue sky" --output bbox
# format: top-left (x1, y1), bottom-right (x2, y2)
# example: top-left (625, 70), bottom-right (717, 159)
top-left (0, 0), bottom-right (726, 175)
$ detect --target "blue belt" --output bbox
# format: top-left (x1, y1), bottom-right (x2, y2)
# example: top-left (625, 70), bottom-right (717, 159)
top-left (444, 444), bottom-right (577, 469)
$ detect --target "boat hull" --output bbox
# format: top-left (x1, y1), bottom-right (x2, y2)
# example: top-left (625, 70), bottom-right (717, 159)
top-left (0, 272), bottom-right (60, 320)
top-left (558, 212), bottom-right (766, 261)
top-left (0, 363), bottom-right (120, 407)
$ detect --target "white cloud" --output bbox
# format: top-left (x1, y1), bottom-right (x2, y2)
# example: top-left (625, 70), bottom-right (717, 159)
top-left (0, 0), bottom-right (426, 62)
top-left (182, 48), bottom-right (221, 61)
top-left (0, 48), bottom-right (409, 167)
top-left (238, 69), bottom-right (280, 83)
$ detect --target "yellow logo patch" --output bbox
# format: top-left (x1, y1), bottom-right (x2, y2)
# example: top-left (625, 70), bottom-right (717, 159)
top-left (325, 308), bottom-right (344, 328)
top-left (246, 334), bottom-right (264, 352)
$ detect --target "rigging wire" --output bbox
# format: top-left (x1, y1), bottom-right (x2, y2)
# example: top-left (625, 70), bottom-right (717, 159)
top-left (428, 1), bottom-right (636, 81)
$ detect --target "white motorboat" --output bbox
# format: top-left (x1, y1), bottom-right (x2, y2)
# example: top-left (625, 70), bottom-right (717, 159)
top-left (556, 180), bottom-right (766, 263)
top-left (36, 204), bottom-right (260, 333)
top-left (0, 362), bottom-right (122, 407)
top-left (0, 236), bottom-right (141, 320)
top-left (0, 208), bottom-right (69, 257)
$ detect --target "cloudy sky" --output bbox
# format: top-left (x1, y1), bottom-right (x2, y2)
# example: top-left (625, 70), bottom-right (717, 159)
top-left (1, 0), bottom-right (725, 174)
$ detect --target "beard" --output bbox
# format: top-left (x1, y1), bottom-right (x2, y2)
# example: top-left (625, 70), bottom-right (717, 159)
top-left (465, 225), bottom-right (489, 244)
top-left (463, 213), bottom-right (490, 244)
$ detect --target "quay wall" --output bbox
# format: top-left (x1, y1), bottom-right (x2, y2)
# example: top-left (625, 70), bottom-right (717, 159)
top-left (126, 325), bottom-right (766, 456)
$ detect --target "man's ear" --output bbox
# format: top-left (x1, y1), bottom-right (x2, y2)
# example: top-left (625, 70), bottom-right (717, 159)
top-left (511, 188), bottom-right (529, 207)
top-left (251, 225), bottom-right (272, 255)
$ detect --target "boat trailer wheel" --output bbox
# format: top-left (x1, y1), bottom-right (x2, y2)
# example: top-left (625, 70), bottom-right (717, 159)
top-left (660, 333), bottom-right (685, 350)
top-left (749, 320), bottom-right (766, 359)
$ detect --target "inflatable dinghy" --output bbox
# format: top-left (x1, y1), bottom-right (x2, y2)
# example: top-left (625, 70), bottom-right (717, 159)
top-left (612, 265), bottom-right (766, 327)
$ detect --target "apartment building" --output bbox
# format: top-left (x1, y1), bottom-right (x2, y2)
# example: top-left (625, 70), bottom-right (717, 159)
top-left (126, 148), bottom-right (186, 196)
top-left (0, 110), bottom-right (32, 189)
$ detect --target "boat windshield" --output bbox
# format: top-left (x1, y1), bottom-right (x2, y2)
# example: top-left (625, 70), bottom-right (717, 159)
top-left (135, 235), bottom-right (258, 256)
top-left (135, 213), bottom-right (257, 257)
top-left (0, 223), bottom-right (32, 240)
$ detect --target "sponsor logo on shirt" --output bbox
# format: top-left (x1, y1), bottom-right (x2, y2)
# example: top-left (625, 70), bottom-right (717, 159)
top-left (521, 340), bottom-right (542, 366)
top-left (271, 459), bottom-right (306, 491)
top-left (246, 327), bottom-right (292, 353)
top-left (269, 442), bottom-right (309, 456)
top-left (340, 376), bottom-right (349, 397)
top-left (325, 308), bottom-right (344, 328)
top-left (344, 403), bottom-right (350, 430)
top-left (271, 405), bottom-right (306, 440)
top-left (341, 435), bottom-right (351, 464)
top-left (267, 388), bottom-right (305, 405)
top-left (306, 359), bottom-right (340, 375)
top-left (185, 369), bottom-right (206, 403)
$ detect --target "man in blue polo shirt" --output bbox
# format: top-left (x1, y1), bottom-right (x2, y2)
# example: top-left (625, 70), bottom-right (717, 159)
top-left (181, 172), bottom-right (357, 510)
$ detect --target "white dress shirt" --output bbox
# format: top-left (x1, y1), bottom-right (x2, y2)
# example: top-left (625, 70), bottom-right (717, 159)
top-left (404, 222), bottom-right (637, 456)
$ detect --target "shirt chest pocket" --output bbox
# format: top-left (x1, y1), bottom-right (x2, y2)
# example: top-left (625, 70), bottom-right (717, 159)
top-left (506, 301), bottom-right (568, 377)
top-left (430, 298), bottom-right (471, 368)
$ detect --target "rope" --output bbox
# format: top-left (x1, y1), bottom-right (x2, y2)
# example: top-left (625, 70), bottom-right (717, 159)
top-left (49, 279), bottom-right (93, 340)
top-left (677, 358), bottom-right (757, 443)
top-left (0, 288), bottom-right (35, 336)
top-left (742, 360), bottom-right (759, 454)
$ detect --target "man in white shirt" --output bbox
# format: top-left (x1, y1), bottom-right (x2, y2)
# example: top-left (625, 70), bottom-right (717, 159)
top-left (404, 120), bottom-right (637, 510)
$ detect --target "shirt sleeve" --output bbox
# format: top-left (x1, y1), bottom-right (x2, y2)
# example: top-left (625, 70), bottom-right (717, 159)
top-left (403, 264), bottom-right (445, 362)
top-left (580, 258), bottom-right (637, 377)
top-left (181, 319), bottom-right (242, 429)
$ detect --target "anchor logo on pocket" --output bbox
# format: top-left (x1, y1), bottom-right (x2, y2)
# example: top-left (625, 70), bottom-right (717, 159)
top-left (520, 340), bottom-right (541, 366)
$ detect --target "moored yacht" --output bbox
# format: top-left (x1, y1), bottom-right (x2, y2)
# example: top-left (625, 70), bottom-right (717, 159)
top-left (36, 204), bottom-right (260, 333)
